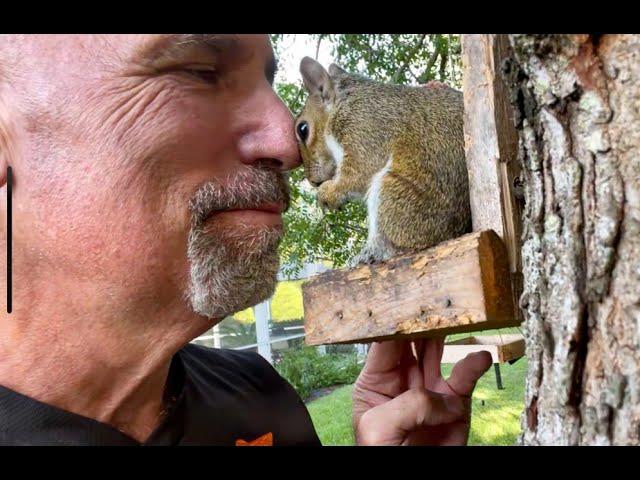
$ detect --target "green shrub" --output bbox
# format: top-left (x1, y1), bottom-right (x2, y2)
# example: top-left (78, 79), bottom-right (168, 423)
top-left (274, 346), bottom-right (362, 400)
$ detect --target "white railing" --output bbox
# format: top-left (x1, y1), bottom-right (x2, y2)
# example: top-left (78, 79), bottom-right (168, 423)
top-left (192, 261), bottom-right (369, 363)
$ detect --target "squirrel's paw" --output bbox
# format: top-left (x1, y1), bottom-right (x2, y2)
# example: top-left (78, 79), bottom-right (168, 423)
top-left (349, 244), bottom-right (393, 268)
top-left (316, 181), bottom-right (348, 211)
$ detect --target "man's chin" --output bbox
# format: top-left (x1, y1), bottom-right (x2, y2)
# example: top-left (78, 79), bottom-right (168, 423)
top-left (226, 271), bottom-right (278, 316)
top-left (186, 233), bottom-right (281, 320)
top-left (189, 263), bottom-right (279, 320)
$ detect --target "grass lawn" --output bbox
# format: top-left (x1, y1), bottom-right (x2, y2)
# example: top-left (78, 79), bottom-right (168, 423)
top-left (307, 329), bottom-right (526, 446)
top-left (307, 385), bottom-right (357, 446)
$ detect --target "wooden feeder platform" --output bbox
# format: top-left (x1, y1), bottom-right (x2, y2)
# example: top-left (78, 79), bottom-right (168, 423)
top-left (303, 230), bottom-right (519, 345)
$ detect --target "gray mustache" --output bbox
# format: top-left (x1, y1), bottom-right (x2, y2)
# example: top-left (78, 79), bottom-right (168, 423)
top-left (189, 167), bottom-right (291, 227)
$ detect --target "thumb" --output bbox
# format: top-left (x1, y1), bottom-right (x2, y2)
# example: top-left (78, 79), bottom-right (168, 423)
top-left (447, 351), bottom-right (493, 397)
top-left (356, 388), bottom-right (465, 446)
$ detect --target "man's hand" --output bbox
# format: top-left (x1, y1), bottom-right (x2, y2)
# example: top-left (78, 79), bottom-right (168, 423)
top-left (352, 338), bottom-right (492, 445)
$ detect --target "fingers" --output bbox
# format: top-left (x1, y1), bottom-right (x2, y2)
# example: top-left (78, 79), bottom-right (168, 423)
top-left (356, 388), bottom-right (466, 446)
top-left (420, 337), bottom-right (445, 387)
top-left (362, 340), bottom-right (407, 374)
top-left (412, 339), bottom-right (426, 364)
top-left (364, 338), bottom-right (447, 389)
top-left (446, 351), bottom-right (493, 397)
top-left (402, 341), bottom-right (423, 390)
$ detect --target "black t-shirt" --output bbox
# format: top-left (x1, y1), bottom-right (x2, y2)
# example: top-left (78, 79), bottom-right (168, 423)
top-left (0, 343), bottom-right (322, 446)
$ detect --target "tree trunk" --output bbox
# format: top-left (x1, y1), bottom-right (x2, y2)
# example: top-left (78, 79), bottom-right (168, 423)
top-left (506, 34), bottom-right (640, 445)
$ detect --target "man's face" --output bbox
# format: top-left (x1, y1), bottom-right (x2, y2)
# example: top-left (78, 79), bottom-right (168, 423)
top-left (9, 34), bottom-right (300, 322)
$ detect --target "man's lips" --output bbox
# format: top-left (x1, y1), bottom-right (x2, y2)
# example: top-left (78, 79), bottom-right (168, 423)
top-left (204, 201), bottom-right (287, 223)
top-left (231, 201), bottom-right (286, 214)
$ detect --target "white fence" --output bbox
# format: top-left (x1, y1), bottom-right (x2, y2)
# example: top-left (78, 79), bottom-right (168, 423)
top-left (193, 262), bottom-right (369, 363)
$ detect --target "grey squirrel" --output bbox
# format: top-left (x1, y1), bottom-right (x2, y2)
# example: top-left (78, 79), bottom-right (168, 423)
top-left (295, 57), bottom-right (471, 266)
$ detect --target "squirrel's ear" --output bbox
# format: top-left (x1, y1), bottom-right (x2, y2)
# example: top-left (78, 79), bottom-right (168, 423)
top-left (328, 63), bottom-right (347, 77)
top-left (300, 56), bottom-right (335, 104)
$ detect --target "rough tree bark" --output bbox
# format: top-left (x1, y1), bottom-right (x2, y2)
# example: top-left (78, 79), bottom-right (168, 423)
top-left (506, 34), bottom-right (640, 445)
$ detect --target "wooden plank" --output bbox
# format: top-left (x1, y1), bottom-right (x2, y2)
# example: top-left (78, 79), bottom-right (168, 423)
top-left (442, 343), bottom-right (499, 364)
top-left (442, 334), bottom-right (525, 364)
top-left (461, 34), bottom-right (524, 322)
top-left (496, 334), bottom-right (526, 363)
top-left (302, 230), bottom-right (520, 345)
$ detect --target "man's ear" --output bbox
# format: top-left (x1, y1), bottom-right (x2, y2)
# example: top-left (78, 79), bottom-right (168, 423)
top-left (0, 104), bottom-right (12, 188)
top-left (0, 163), bottom-right (6, 189)
top-left (0, 135), bottom-right (8, 188)
top-left (299, 56), bottom-right (335, 104)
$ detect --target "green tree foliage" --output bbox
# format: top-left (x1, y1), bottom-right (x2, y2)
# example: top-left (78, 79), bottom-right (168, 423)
top-left (270, 35), bottom-right (462, 278)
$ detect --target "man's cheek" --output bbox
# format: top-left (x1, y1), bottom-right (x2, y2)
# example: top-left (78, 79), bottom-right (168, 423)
top-left (37, 187), bottom-right (174, 275)
top-left (93, 77), bottom-right (178, 138)
top-left (80, 78), bottom-right (186, 173)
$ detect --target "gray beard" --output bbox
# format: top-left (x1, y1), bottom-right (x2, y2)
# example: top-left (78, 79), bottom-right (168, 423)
top-left (185, 166), bottom-right (289, 319)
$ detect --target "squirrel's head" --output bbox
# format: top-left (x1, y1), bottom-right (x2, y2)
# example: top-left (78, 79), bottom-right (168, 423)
top-left (295, 57), bottom-right (351, 187)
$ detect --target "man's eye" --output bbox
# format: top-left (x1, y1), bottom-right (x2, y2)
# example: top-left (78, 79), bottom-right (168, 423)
top-left (183, 67), bottom-right (220, 84)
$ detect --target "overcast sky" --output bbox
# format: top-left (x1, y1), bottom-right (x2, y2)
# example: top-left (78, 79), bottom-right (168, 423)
top-left (274, 35), bottom-right (334, 85)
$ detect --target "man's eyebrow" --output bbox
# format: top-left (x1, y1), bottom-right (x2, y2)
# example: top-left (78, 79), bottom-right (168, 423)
top-left (136, 34), bottom-right (278, 85)
top-left (136, 34), bottom-right (241, 64)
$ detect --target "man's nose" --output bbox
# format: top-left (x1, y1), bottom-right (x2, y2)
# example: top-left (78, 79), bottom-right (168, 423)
top-left (237, 87), bottom-right (302, 172)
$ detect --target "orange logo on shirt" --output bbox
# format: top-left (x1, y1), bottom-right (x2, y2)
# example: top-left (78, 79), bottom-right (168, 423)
top-left (235, 432), bottom-right (273, 446)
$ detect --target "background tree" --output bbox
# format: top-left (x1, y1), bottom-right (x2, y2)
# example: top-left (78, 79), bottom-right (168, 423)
top-left (507, 34), bottom-right (640, 445)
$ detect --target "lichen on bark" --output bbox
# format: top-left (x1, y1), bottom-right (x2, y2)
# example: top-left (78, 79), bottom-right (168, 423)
top-left (507, 34), bottom-right (640, 445)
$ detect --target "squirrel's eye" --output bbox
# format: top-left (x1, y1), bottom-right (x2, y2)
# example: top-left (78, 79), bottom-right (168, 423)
top-left (296, 121), bottom-right (309, 142)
